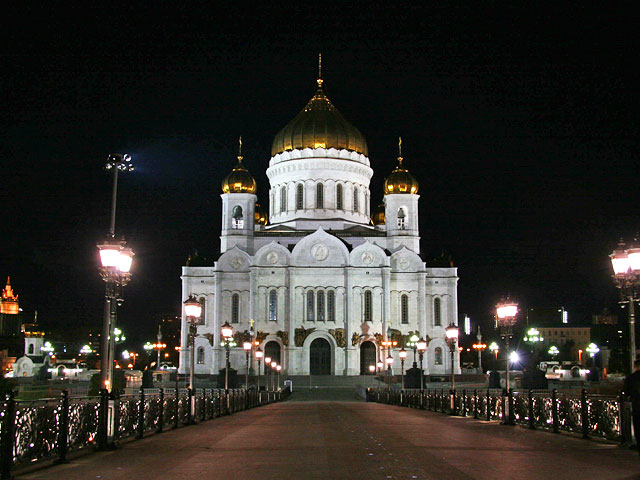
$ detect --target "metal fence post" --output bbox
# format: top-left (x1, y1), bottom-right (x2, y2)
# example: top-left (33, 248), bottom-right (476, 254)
top-left (528, 389), bottom-right (535, 430)
top-left (56, 390), bottom-right (69, 464)
top-left (173, 389), bottom-right (179, 429)
top-left (157, 388), bottom-right (164, 433)
top-left (97, 388), bottom-right (109, 449)
top-left (486, 389), bottom-right (491, 421)
top-left (187, 388), bottom-right (193, 425)
top-left (581, 388), bottom-right (589, 439)
top-left (551, 389), bottom-right (559, 434)
top-left (136, 387), bottom-right (145, 440)
top-left (461, 389), bottom-right (467, 417)
top-left (1, 391), bottom-right (17, 480)
top-left (474, 389), bottom-right (478, 419)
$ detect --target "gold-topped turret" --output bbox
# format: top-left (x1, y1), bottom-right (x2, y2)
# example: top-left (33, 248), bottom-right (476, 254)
top-left (221, 137), bottom-right (257, 194)
top-left (383, 137), bottom-right (419, 195)
top-left (271, 56), bottom-right (368, 156)
top-left (254, 203), bottom-right (268, 226)
top-left (371, 201), bottom-right (386, 225)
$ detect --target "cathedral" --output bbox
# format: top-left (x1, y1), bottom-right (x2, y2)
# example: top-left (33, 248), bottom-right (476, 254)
top-left (179, 69), bottom-right (460, 377)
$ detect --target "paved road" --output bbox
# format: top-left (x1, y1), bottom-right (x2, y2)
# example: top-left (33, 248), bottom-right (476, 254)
top-left (18, 402), bottom-right (639, 480)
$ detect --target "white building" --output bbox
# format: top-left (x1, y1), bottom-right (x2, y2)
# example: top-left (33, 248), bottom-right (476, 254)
top-left (179, 73), bottom-right (460, 377)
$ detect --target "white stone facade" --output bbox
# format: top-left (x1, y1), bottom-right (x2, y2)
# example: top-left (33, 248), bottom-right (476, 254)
top-left (179, 144), bottom-right (461, 377)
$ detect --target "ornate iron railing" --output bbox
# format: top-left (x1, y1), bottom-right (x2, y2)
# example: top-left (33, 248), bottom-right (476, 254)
top-left (367, 387), bottom-right (630, 444)
top-left (1, 387), bottom-right (283, 479)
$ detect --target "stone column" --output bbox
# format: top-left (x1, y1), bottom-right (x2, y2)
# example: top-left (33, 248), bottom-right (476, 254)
top-left (418, 272), bottom-right (426, 338)
top-left (344, 269), bottom-right (352, 375)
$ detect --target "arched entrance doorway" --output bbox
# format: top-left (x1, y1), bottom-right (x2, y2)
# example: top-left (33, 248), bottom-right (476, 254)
top-left (264, 341), bottom-right (281, 364)
top-left (360, 341), bottom-right (376, 375)
top-left (309, 338), bottom-right (331, 375)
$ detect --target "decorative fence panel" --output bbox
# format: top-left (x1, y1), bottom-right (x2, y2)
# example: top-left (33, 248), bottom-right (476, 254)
top-left (1, 387), bottom-right (285, 479)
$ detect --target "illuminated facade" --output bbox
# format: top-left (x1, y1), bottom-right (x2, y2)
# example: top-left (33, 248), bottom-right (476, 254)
top-left (179, 72), bottom-right (460, 377)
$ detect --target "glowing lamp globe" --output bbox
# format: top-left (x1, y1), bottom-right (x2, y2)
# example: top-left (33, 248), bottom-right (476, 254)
top-left (243, 342), bottom-right (252, 351)
top-left (445, 324), bottom-right (459, 341)
top-left (386, 355), bottom-right (393, 366)
top-left (417, 338), bottom-right (427, 351)
top-left (369, 365), bottom-right (375, 373)
top-left (221, 322), bottom-right (233, 339)
top-left (183, 295), bottom-right (202, 319)
top-left (255, 348), bottom-right (264, 359)
top-left (399, 349), bottom-right (407, 360)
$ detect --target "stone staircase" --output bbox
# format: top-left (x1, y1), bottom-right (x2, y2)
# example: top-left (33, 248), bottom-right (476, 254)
top-left (282, 375), bottom-right (383, 402)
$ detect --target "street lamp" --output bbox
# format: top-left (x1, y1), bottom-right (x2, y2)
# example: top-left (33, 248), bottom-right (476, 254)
top-left (243, 341), bottom-right (252, 389)
top-left (221, 321), bottom-right (233, 391)
top-left (276, 364), bottom-right (282, 390)
top-left (472, 327), bottom-right (487, 373)
top-left (264, 356), bottom-right (271, 391)
top-left (385, 354), bottom-right (393, 390)
top-left (610, 240), bottom-right (639, 372)
top-left (376, 360), bottom-right (383, 374)
top-left (586, 342), bottom-right (600, 358)
top-left (417, 338), bottom-right (427, 391)
top-left (548, 345), bottom-right (560, 358)
top-left (183, 295), bottom-right (202, 395)
top-left (496, 299), bottom-right (518, 393)
top-left (156, 325), bottom-right (164, 370)
top-left (399, 348), bottom-right (407, 390)
top-left (98, 240), bottom-right (134, 393)
top-left (445, 324), bottom-right (459, 393)
top-left (489, 341), bottom-right (500, 363)
top-left (271, 361), bottom-right (277, 391)
top-left (255, 348), bottom-right (263, 391)
top-left (407, 334), bottom-right (420, 367)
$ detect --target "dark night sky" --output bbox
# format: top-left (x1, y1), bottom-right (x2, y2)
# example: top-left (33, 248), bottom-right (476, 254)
top-left (2, 2), bottom-right (639, 344)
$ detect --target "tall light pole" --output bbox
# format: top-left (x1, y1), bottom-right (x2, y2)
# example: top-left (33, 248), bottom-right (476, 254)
top-left (264, 356), bottom-right (271, 392)
top-left (255, 348), bottom-right (263, 391)
top-left (184, 295), bottom-right (202, 397)
top-left (407, 334), bottom-right (419, 368)
top-left (385, 354), bottom-right (393, 390)
top-left (399, 348), bottom-right (407, 390)
top-left (271, 361), bottom-right (277, 391)
top-left (221, 322), bottom-right (234, 391)
top-left (156, 325), bottom-right (163, 369)
top-left (98, 153), bottom-right (134, 394)
top-left (417, 338), bottom-right (427, 391)
top-left (496, 300), bottom-right (518, 393)
top-left (243, 341), bottom-right (252, 389)
top-left (445, 324), bottom-right (459, 391)
top-left (473, 327), bottom-right (487, 373)
top-left (610, 240), bottom-right (639, 372)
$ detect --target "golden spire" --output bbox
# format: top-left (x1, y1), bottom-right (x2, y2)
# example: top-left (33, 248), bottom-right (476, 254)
top-left (398, 136), bottom-right (403, 165)
top-left (317, 53), bottom-right (323, 88)
top-left (238, 136), bottom-right (243, 162)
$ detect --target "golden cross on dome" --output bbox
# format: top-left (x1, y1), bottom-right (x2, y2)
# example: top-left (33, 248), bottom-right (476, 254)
top-left (317, 53), bottom-right (323, 87)
top-left (238, 136), bottom-right (243, 162)
top-left (398, 136), bottom-right (403, 164)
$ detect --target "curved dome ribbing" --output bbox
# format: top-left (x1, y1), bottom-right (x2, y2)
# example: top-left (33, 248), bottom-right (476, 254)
top-left (271, 81), bottom-right (368, 157)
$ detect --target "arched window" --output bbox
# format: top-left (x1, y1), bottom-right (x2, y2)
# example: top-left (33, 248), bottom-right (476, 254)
top-left (364, 290), bottom-right (372, 322)
top-left (231, 293), bottom-right (240, 324)
top-left (316, 183), bottom-right (324, 209)
top-left (397, 207), bottom-right (406, 230)
top-left (317, 291), bottom-right (325, 321)
top-left (296, 184), bottom-right (304, 210)
top-left (268, 289), bottom-right (277, 322)
top-left (434, 298), bottom-right (441, 326)
top-left (28, 343), bottom-right (34, 355)
top-left (232, 205), bottom-right (244, 229)
top-left (353, 187), bottom-right (359, 212)
top-left (327, 290), bottom-right (335, 322)
top-left (280, 186), bottom-right (287, 213)
top-left (307, 291), bottom-right (315, 322)
top-left (336, 184), bottom-right (343, 210)
top-left (434, 347), bottom-right (443, 365)
top-left (197, 347), bottom-right (205, 364)
top-left (401, 294), bottom-right (409, 324)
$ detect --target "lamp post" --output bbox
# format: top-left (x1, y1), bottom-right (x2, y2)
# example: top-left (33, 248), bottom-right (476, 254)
top-left (610, 240), bottom-right (639, 372)
top-left (417, 338), bottom-right (427, 391)
top-left (183, 295), bottom-right (202, 411)
top-left (221, 321), bottom-right (233, 391)
top-left (472, 327), bottom-right (487, 373)
top-left (489, 342), bottom-right (500, 365)
top-left (271, 361), bottom-right (277, 391)
top-left (496, 299), bottom-right (518, 425)
top-left (445, 324), bottom-right (459, 410)
top-left (98, 153), bottom-right (134, 394)
top-left (156, 325), bottom-right (163, 369)
top-left (385, 354), bottom-right (393, 390)
top-left (399, 348), bottom-right (407, 390)
top-left (255, 348), bottom-right (263, 391)
top-left (243, 341), bottom-right (252, 389)
top-left (407, 334), bottom-right (419, 368)
top-left (276, 364), bottom-right (282, 390)
top-left (496, 300), bottom-right (518, 393)
top-left (264, 356), bottom-right (271, 392)
top-left (376, 360), bottom-right (383, 375)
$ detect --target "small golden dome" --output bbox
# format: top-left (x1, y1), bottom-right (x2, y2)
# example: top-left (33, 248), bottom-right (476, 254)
top-left (371, 202), bottom-right (386, 225)
top-left (383, 138), bottom-right (419, 195)
top-left (271, 78), bottom-right (368, 157)
top-left (254, 203), bottom-right (268, 225)
top-left (222, 138), bottom-right (257, 194)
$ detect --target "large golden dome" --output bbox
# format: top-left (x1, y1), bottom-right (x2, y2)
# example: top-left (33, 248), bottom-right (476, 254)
top-left (371, 202), bottom-right (386, 225)
top-left (222, 140), bottom-right (257, 194)
top-left (271, 78), bottom-right (368, 157)
top-left (384, 138), bottom-right (419, 195)
top-left (254, 203), bottom-right (268, 225)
